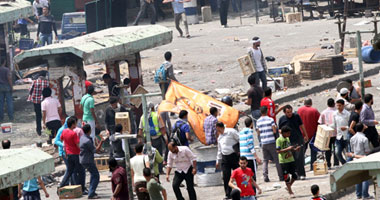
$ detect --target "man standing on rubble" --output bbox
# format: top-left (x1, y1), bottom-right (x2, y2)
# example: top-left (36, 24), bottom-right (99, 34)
top-left (248, 36), bottom-right (268, 89)
top-left (28, 76), bottom-right (49, 136)
top-left (37, 7), bottom-right (58, 46)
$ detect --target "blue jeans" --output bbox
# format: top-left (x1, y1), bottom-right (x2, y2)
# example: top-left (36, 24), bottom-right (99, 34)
top-left (254, 71), bottom-right (267, 89)
top-left (346, 133), bottom-right (353, 162)
top-left (241, 196), bottom-right (256, 200)
top-left (40, 33), bottom-right (52, 46)
top-left (335, 139), bottom-right (347, 165)
top-left (356, 180), bottom-right (370, 198)
top-left (62, 156), bottom-right (75, 185)
top-left (251, 109), bottom-right (261, 146)
top-left (82, 163), bottom-right (100, 197)
top-left (0, 84), bottom-right (13, 121)
top-left (231, 0), bottom-right (242, 12)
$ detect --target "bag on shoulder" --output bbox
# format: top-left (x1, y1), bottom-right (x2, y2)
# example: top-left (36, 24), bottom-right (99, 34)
top-left (154, 64), bottom-right (167, 83)
top-left (171, 121), bottom-right (186, 146)
top-left (148, 116), bottom-right (158, 136)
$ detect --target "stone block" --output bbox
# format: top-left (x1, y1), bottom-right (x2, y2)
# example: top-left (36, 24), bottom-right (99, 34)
top-left (201, 6), bottom-right (212, 22)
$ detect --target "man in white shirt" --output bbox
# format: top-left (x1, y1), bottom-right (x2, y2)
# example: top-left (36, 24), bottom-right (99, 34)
top-left (248, 36), bottom-right (267, 89)
top-left (215, 122), bottom-right (239, 199)
top-left (331, 99), bottom-right (351, 166)
top-left (33, 0), bottom-right (49, 19)
top-left (130, 143), bottom-right (150, 200)
top-left (166, 141), bottom-right (197, 200)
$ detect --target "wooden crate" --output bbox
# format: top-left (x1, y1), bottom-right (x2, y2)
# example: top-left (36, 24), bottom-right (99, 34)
top-left (95, 157), bottom-right (110, 171)
top-left (58, 185), bottom-right (82, 199)
top-left (237, 54), bottom-right (255, 76)
top-left (283, 74), bottom-right (301, 88)
top-left (314, 125), bottom-right (333, 151)
top-left (313, 161), bottom-right (328, 175)
top-left (115, 112), bottom-right (131, 134)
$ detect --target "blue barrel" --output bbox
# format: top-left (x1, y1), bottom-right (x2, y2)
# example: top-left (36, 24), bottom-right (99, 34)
top-left (362, 46), bottom-right (380, 63)
top-left (184, 0), bottom-right (199, 24)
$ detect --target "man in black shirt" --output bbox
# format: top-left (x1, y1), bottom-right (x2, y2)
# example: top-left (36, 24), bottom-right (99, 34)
top-left (349, 101), bottom-right (363, 136)
top-left (37, 7), bottom-right (57, 46)
top-left (102, 74), bottom-right (120, 97)
top-left (245, 73), bottom-right (263, 128)
top-left (279, 105), bottom-right (309, 180)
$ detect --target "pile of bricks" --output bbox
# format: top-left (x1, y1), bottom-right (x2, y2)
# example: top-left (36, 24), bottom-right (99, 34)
top-left (315, 58), bottom-right (334, 78)
top-left (300, 60), bottom-right (322, 80)
top-left (283, 74), bottom-right (301, 88)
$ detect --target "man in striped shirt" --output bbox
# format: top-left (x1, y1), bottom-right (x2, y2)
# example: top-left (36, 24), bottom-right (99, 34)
top-left (256, 106), bottom-right (283, 182)
top-left (239, 117), bottom-right (262, 192)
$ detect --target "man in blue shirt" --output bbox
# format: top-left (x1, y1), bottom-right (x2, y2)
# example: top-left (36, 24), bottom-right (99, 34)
top-left (163, 0), bottom-right (190, 38)
top-left (173, 110), bottom-right (193, 146)
top-left (80, 124), bottom-right (105, 199)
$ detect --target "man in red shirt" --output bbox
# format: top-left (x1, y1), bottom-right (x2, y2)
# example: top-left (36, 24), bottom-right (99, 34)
top-left (59, 117), bottom-right (86, 194)
top-left (229, 156), bottom-right (262, 200)
top-left (260, 88), bottom-right (284, 125)
top-left (297, 98), bottom-right (320, 171)
top-left (109, 158), bottom-right (129, 200)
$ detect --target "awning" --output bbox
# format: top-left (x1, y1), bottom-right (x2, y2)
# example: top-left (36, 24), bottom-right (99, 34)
top-left (0, 0), bottom-right (33, 24)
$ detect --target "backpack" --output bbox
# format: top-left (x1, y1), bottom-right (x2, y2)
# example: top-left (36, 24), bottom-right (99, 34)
top-left (148, 116), bottom-right (158, 136)
top-left (154, 64), bottom-right (167, 83)
top-left (171, 121), bottom-right (186, 146)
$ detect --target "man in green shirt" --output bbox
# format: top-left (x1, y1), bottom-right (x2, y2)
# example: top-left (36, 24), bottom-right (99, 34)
top-left (141, 168), bottom-right (167, 200)
top-left (80, 85), bottom-right (99, 144)
top-left (276, 125), bottom-right (300, 198)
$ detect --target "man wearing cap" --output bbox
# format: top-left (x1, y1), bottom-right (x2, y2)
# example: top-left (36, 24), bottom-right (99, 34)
top-left (138, 102), bottom-right (167, 173)
top-left (337, 88), bottom-right (355, 112)
top-left (248, 37), bottom-right (268, 89)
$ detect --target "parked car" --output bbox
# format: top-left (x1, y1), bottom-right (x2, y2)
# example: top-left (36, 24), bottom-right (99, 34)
top-left (59, 12), bottom-right (86, 40)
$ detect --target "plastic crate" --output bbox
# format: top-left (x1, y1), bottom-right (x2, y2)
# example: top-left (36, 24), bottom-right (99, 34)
top-left (19, 38), bottom-right (34, 50)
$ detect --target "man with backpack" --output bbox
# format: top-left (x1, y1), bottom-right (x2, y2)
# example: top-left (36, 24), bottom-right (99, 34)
top-left (172, 110), bottom-right (193, 146)
top-left (138, 102), bottom-right (167, 173)
top-left (154, 51), bottom-right (178, 99)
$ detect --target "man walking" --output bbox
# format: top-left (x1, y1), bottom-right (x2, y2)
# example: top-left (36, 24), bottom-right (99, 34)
top-left (228, 156), bottom-right (262, 200)
top-left (204, 107), bottom-right (218, 145)
top-left (28, 76), bottom-right (49, 135)
top-left (80, 124), bottom-right (104, 199)
top-left (32, 0), bottom-right (49, 19)
top-left (279, 105), bottom-right (308, 180)
top-left (172, 110), bottom-right (193, 146)
top-left (109, 158), bottom-right (129, 200)
top-left (133, 0), bottom-right (156, 25)
top-left (297, 98), bottom-right (320, 170)
top-left (218, 0), bottom-right (230, 28)
top-left (331, 99), bottom-right (351, 165)
top-left (360, 93), bottom-right (380, 148)
top-left (130, 143), bottom-right (150, 200)
top-left (155, 51), bottom-right (179, 97)
top-left (261, 88), bottom-right (284, 125)
top-left (215, 122), bottom-right (240, 199)
top-left (37, 7), bottom-right (58, 46)
top-left (0, 64), bottom-right (13, 122)
top-left (348, 123), bottom-right (372, 199)
top-left (248, 37), bottom-right (267, 89)
top-left (59, 117), bottom-right (86, 194)
top-left (163, 0), bottom-right (190, 38)
top-left (166, 141), bottom-right (197, 200)
top-left (245, 73), bottom-right (263, 128)
top-left (256, 106), bottom-right (283, 182)
top-left (80, 85), bottom-right (100, 144)
top-left (41, 87), bottom-right (62, 144)
top-left (318, 98), bottom-right (339, 169)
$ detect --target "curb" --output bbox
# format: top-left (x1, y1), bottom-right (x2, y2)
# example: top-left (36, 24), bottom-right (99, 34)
top-left (324, 185), bottom-right (356, 200)
top-left (275, 65), bottom-right (380, 104)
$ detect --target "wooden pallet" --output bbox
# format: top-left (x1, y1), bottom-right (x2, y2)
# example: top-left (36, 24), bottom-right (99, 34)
top-left (95, 157), bottom-right (110, 171)
top-left (314, 125), bottom-right (333, 151)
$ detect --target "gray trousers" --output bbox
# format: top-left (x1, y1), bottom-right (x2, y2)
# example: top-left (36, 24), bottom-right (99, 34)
top-left (133, 0), bottom-right (156, 25)
top-left (262, 143), bottom-right (283, 180)
top-left (174, 13), bottom-right (189, 36)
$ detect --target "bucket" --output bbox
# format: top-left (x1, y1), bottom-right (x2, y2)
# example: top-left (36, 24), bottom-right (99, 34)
top-left (1, 123), bottom-right (12, 133)
top-left (362, 46), bottom-right (380, 63)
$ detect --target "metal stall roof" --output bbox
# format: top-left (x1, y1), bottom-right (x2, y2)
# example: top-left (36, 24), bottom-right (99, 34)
top-left (0, 0), bottom-right (33, 24)
top-left (0, 148), bottom-right (54, 190)
top-left (330, 152), bottom-right (380, 192)
top-left (14, 25), bottom-right (173, 69)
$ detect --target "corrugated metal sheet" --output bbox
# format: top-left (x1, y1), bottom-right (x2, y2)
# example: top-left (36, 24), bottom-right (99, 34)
top-left (330, 152), bottom-right (380, 192)
top-left (0, 148), bottom-right (54, 189)
top-left (0, 0), bottom-right (33, 24)
top-left (14, 25), bottom-right (173, 69)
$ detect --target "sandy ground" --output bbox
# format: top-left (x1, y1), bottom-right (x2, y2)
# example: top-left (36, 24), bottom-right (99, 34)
top-left (3, 3), bottom-right (380, 200)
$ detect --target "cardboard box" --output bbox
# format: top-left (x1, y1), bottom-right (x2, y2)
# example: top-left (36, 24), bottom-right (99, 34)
top-left (58, 185), bottom-right (82, 199)
top-left (115, 112), bottom-right (131, 134)
top-left (313, 161), bottom-right (328, 176)
top-left (129, 85), bottom-right (148, 108)
top-left (237, 54), bottom-right (255, 76)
